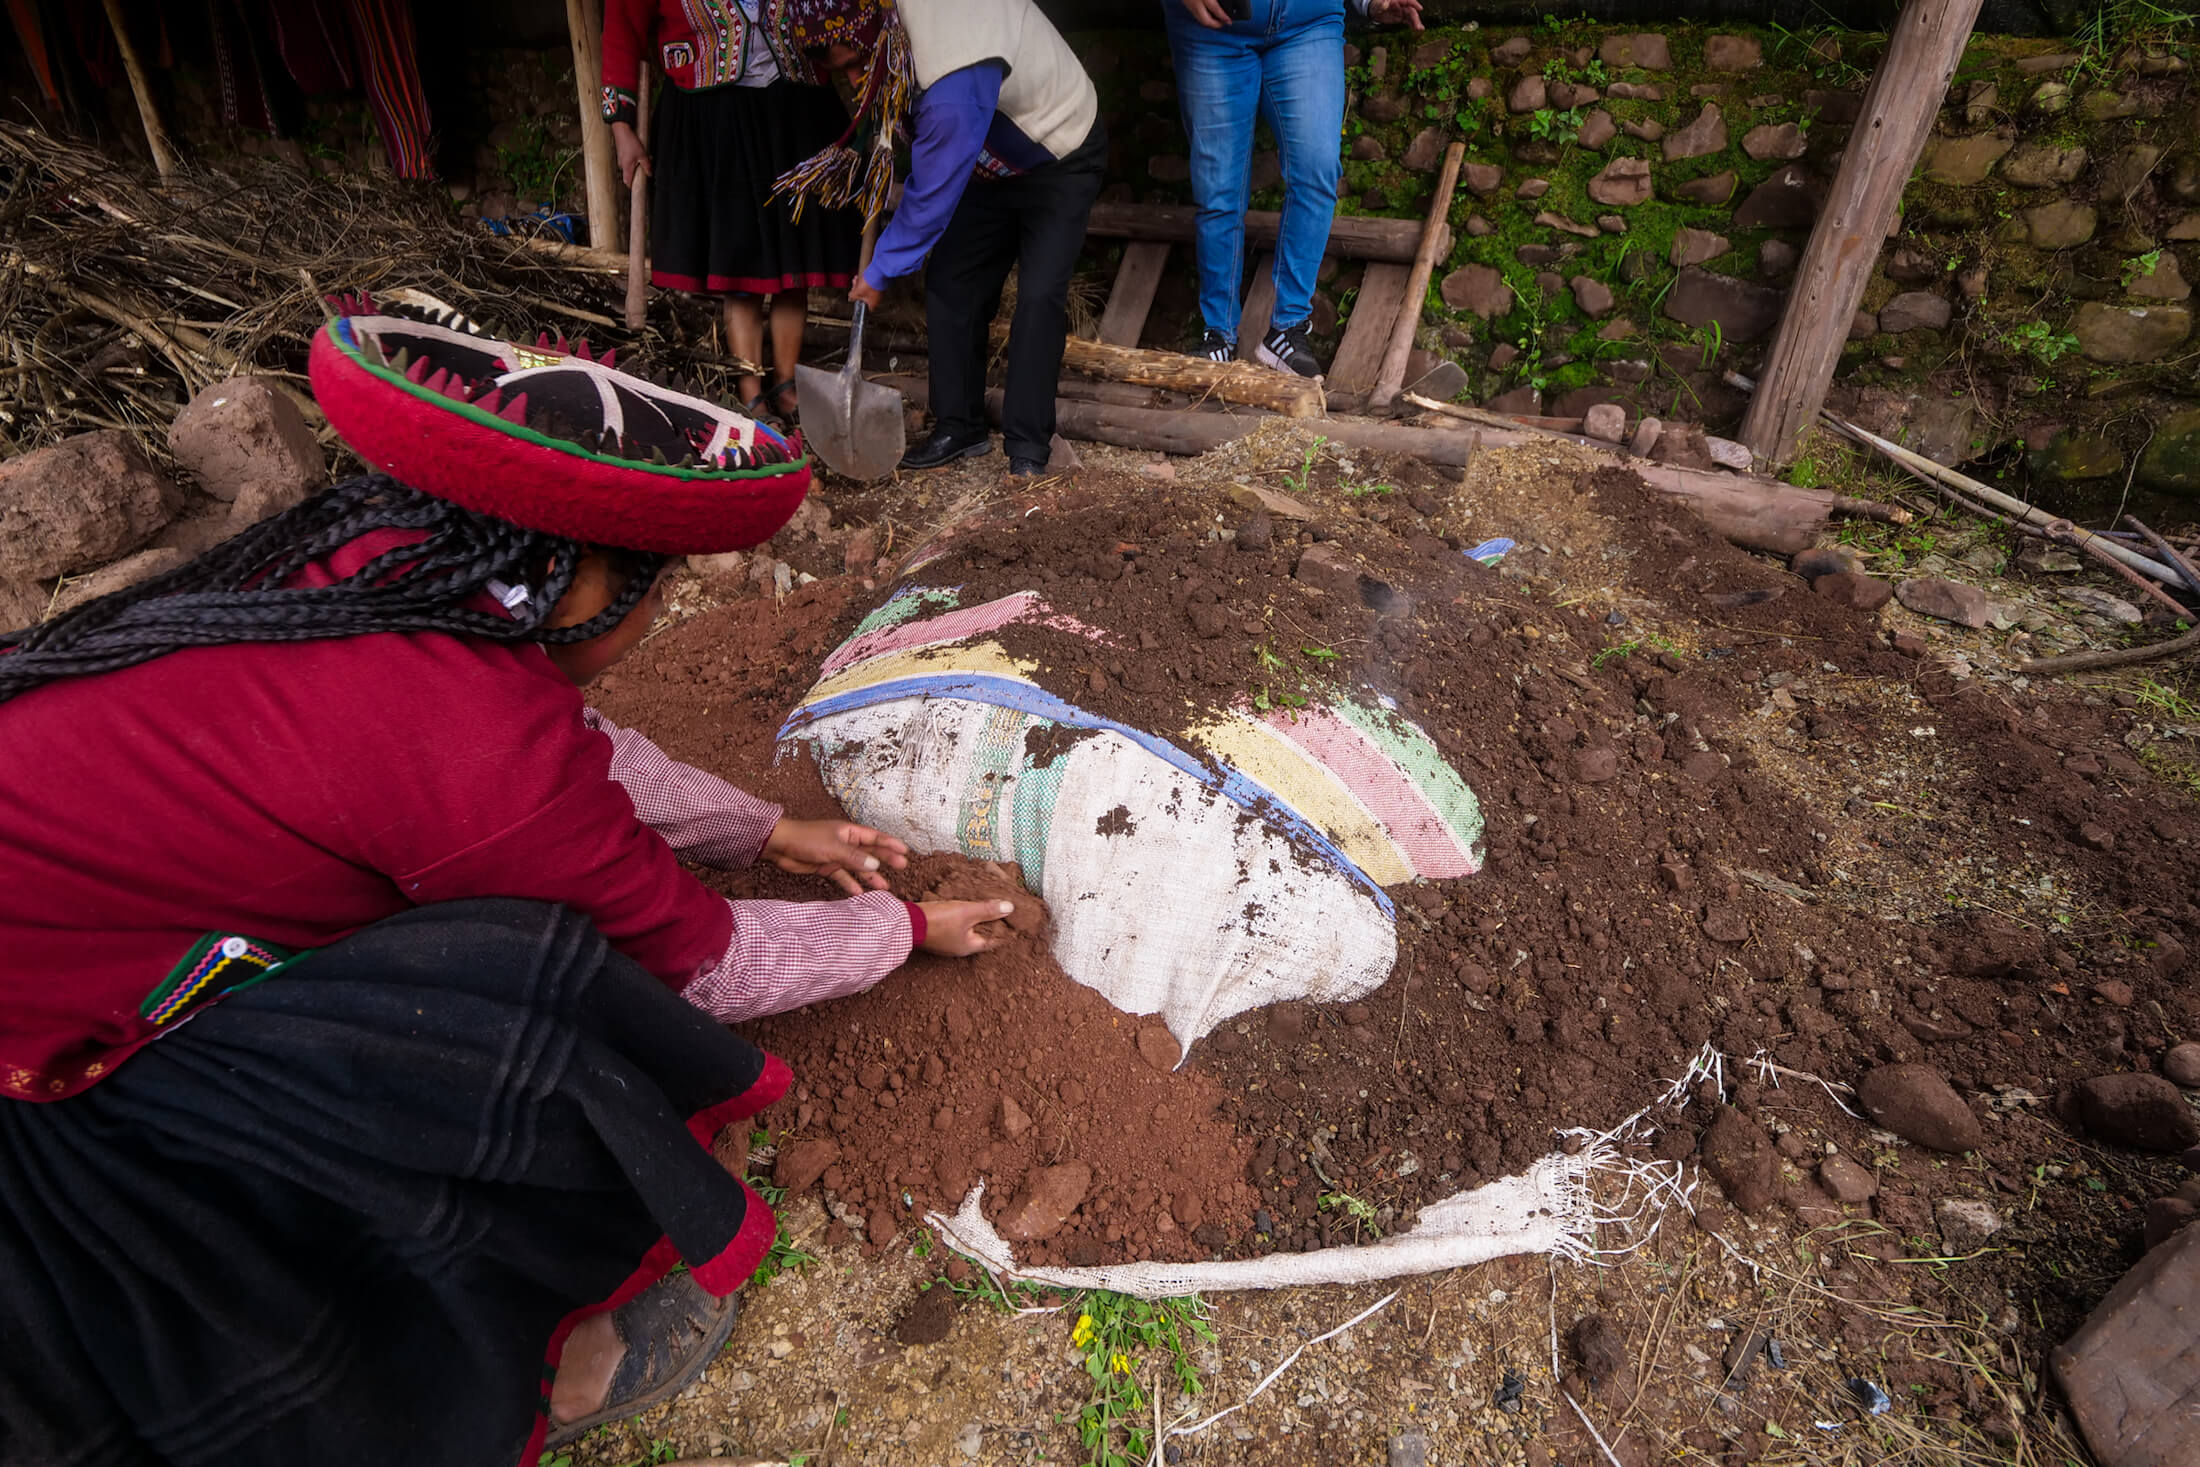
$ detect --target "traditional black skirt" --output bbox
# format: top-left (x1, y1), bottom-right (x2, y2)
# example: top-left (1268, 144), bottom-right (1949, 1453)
top-left (650, 78), bottom-right (860, 296)
top-left (0, 900), bottom-right (786, 1467)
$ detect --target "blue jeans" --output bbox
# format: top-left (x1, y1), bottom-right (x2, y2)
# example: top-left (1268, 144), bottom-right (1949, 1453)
top-left (1163, 0), bottom-right (1346, 340)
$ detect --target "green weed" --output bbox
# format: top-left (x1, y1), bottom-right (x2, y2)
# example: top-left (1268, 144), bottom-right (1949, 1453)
top-left (2135, 678), bottom-right (2200, 721)
top-left (1066, 1292), bottom-right (1215, 1467)
top-left (1281, 436), bottom-right (1328, 495)
top-left (2122, 249), bottom-right (2165, 289)
top-left (741, 1168), bottom-right (819, 1288)
top-left (1318, 1190), bottom-right (1382, 1239)
top-left (1990, 319), bottom-right (2081, 367)
top-left (1342, 480), bottom-right (1395, 498)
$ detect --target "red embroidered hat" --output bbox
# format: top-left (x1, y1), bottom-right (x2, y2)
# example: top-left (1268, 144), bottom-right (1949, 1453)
top-left (308, 294), bottom-right (812, 554)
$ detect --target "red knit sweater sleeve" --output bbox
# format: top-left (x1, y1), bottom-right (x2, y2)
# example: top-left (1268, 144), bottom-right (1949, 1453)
top-left (335, 643), bottom-right (733, 989)
top-left (601, 0), bottom-right (653, 105)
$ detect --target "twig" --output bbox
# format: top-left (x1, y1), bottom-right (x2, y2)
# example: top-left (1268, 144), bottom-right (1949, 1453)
top-left (2124, 515), bottom-right (2200, 605)
top-left (2022, 624), bottom-right (2200, 676)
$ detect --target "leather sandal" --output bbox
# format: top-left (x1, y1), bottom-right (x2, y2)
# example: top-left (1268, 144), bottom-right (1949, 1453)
top-left (544, 1272), bottom-right (741, 1448)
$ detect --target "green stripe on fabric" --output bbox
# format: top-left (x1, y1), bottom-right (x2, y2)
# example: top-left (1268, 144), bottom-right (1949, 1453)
top-left (850, 586), bottom-right (960, 639)
top-left (956, 704), bottom-right (1028, 861)
top-left (1328, 698), bottom-right (1485, 850)
top-left (1009, 724), bottom-right (1069, 892)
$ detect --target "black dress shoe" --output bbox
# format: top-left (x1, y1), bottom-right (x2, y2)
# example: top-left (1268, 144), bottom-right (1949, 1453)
top-left (1007, 455), bottom-right (1047, 477)
top-left (899, 429), bottom-right (993, 471)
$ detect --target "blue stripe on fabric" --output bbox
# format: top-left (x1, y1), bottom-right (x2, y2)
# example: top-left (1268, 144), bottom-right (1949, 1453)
top-left (781, 673), bottom-right (1396, 917)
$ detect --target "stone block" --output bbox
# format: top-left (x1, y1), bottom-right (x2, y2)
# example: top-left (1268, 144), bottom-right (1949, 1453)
top-left (2052, 1219), bottom-right (2200, 1467)
top-left (0, 430), bottom-right (182, 582)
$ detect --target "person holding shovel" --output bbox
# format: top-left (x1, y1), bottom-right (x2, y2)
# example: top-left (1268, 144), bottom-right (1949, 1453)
top-left (0, 301), bottom-right (1011, 1466)
top-left (602, 0), bottom-right (860, 421)
top-left (777, 0), bottom-right (1105, 478)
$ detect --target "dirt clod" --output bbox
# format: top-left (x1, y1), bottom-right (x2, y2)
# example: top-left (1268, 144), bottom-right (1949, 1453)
top-left (1857, 1064), bottom-right (1983, 1153)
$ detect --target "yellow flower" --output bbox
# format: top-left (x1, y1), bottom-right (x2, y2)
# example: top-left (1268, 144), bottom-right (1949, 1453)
top-left (1110, 1352), bottom-right (1132, 1375)
top-left (1071, 1314), bottom-right (1095, 1348)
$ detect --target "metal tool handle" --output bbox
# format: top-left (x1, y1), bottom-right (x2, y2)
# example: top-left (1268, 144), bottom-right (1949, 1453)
top-left (843, 300), bottom-right (868, 383)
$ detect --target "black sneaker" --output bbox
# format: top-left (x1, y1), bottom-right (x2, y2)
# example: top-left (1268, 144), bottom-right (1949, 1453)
top-left (1199, 328), bottom-right (1234, 364)
top-left (1007, 455), bottom-right (1047, 478)
top-left (899, 428), bottom-right (993, 471)
top-left (1256, 321), bottom-right (1324, 379)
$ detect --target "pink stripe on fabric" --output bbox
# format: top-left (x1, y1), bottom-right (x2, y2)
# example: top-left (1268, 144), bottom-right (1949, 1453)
top-left (820, 592), bottom-right (1111, 677)
top-left (1260, 706), bottom-right (1479, 878)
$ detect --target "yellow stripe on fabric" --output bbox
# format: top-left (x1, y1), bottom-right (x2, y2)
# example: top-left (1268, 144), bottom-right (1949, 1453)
top-left (796, 641), bottom-right (1040, 709)
top-left (1182, 715), bottom-right (1414, 887)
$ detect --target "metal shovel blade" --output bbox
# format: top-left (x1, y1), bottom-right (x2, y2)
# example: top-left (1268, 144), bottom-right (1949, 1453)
top-left (796, 302), bottom-right (904, 481)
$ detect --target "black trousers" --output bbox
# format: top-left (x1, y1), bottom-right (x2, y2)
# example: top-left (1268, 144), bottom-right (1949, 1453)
top-left (925, 122), bottom-right (1107, 463)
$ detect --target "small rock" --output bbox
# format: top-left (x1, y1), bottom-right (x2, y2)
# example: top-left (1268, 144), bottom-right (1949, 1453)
top-left (996, 1093), bottom-right (1033, 1138)
top-left (1669, 227), bottom-right (1730, 268)
top-left (1628, 418), bottom-right (1662, 457)
top-left (1820, 1153), bottom-right (1879, 1203)
top-left (1136, 1023), bottom-right (1183, 1071)
top-left (1812, 572), bottom-right (1892, 610)
top-left (1706, 437), bottom-right (1753, 472)
top-left (1856, 1064), bottom-right (1983, 1153)
top-left (1508, 74), bottom-right (1548, 114)
top-left (169, 377), bottom-right (325, 507)
top-left (774, 1137), bottom-right (841, 1193)
top-left (0, 430), bottom-right (184, 582)
top-left (1663, 268), bottom-right (1787, 342)
top-left (1439, 264), bottom-right (1515, 319)
top-left (1700, 1106), bottom-right (1779, 1213)
top-left (1570, 1314), bottom-right (1632, 1391)
top-left (1924, 131), bottom-right (2016, 186)
top-left (1460, 162), bottom-right (1506, 197)
top-left (1577, 110), bottom-right (1617, 149)
top-left (955, 1421), bottom-right (984, 1458)
top-left (2074, 1073), bottom-right (2200, 1152)
top-left (1742, 122), bottom-right (1806, 161)
top-left (1895, 577), bottom-right (1998, 629)
top-left (1704, 35), bottom-right (1762, 69)
top-left (1046, 433), bottom-right (1082, 475)
top-left (1491, 36), bottom-right (1532, 67)
top-left (2162, 1043), bottom-right (2200, 1089)
top-left (50, 547), bottom-right (188, 617)
top-left (1597, 33), bottom-right (1672, 70)
top-left (1582, 403), bottom-right (1626, 443)
top-left (2001, 141), bottom-right (2089, 187)
top-left (1663, 104), bottom-right (1728, 161)
top-left (1880, 292), bottom-right (1953, 334)
top-left (1515, 178), bottom-right (1551, 201)
top-left (1407, 359), bottom-right (1470, 401)
top-left (1936, 1197), bottom-right (2005, 1252)
top-left (1758, 239), bottom-right (1798, 278)
top-left (1387, 1427), bottom-right (1431, 1467)
top-left (1732, 164), bottom-right (1824, 230)
top-left (1574, 746), bottom-right (1620, 782)
top-left (1675, 170), bottom-right (1737, 206)
top-left (2128, 253), bottom-right (2191, 303)
top-left (1587, 157), bottom-right (1653, 208)
top-left (1401, 128), bottom-right (1447, 171)
top-left (2145, 1197), bottom-right (2197, 1249)
top-left (1226, 483), bottom-right (1318, 519)
top-left (2022, 200), bottom-right (2098, 250)
top-left (997, 1161), bottom-right (1093, 1242)
top-left (1571, 276), bottom-right (1616, 318)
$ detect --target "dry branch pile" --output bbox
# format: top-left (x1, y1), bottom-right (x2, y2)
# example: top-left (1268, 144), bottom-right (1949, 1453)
top-left (0, 123), bottom-right (748, 469)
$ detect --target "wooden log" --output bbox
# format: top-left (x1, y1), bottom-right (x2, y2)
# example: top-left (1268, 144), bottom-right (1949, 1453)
top-left (1058, 335), bottom-right (1323, 417)
top-left (1369, 142), bottom-right (1466, 412)
top-left (896, 379), bottom-right (1843, 555)
top-left (1236, 252), bottom-right (1278, 361)
top-left (1098, 242), bottom-right (1171, 348)
top-left (566, 0), bottom-right (622, 251)
top-left (1737, 0), bottom-right (1986, 468)
top-left (623, 66), bottom-right (651, 329)
top-left (99, 0), bottom-right (179, 180)
top-left (1085, 203), bottom-right (1444, 265)
top-left (1328, 263), bottom-right (1411, 394)
top-left (510, 234), bottom-right (629, 273)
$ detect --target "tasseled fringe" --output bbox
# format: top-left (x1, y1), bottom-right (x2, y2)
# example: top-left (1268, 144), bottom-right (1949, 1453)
top-left (771, 20), bottom-right (912, 236)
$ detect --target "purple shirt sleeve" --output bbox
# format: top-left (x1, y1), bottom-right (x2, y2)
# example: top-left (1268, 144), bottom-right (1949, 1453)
top-left (861, 60), bottom-right (1006, 288)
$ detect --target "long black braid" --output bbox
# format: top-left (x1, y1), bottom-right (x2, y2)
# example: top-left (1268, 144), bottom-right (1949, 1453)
top-left (0, 474), bottom-right (665, 706)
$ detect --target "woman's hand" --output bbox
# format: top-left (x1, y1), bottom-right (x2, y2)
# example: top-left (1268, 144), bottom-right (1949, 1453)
top-left (918, 900), bottom-right (1014, 956)
top-left (1176, 0), bottom-right (1233, 27)
top-left (762, 818), bottom-right (909, 894)
top-left (612, 120), bottom-right (651, 188)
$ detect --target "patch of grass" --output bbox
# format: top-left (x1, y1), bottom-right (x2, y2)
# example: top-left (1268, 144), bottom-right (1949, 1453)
top-left (1280, 436), bottom-right (1327, 495)
top-left (1066, 1292), bottom-right (1215, 1467)
top-left (1318, 1189), bottom-right (1382, 1240)
top-left (741, 1170), bottom-right (819, 1288)
top-left (1592, 632), bottom-right (1681, 669)
top-left (496, 112), bottom-right (580, 208)
top-left (2134, 678), bottom-right (2200, 721)
top-left (1342, 479), bottom-right (1395, 498)
top-left (1251, 640), bottom-right (1310, 714)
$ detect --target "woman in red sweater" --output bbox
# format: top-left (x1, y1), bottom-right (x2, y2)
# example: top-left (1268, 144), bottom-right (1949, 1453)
top-left (0, 302), bottom-right (1007, 1466)
top-left (603, 0), bottom-right (858, 420)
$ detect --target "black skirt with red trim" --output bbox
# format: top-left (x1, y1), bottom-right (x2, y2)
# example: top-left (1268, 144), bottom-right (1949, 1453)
top-left (650, 78), bottom-right (859, 297)
top-left (0, 899), bottom-right (786, 1467)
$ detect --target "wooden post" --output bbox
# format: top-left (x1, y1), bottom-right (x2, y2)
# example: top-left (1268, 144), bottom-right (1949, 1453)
top-left (1737, 0), bottom-right (1985, 468)
top-left (1097, 242), bottom-right (1172, 348)
top-left (1369, 141), bottom-right (1466, 412)
top-left (99, 0), bottom-right (179, 180)
top-left (566, 0), bottom-right (622, 252)
top-left (624, 66), bottom-right (651, 329)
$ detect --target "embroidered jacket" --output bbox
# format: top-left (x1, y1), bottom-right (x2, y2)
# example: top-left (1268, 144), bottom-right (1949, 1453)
top-left (600, 0), bottom-right (818, 125)
top-left (0, 529), bottom-right (918, 1102)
